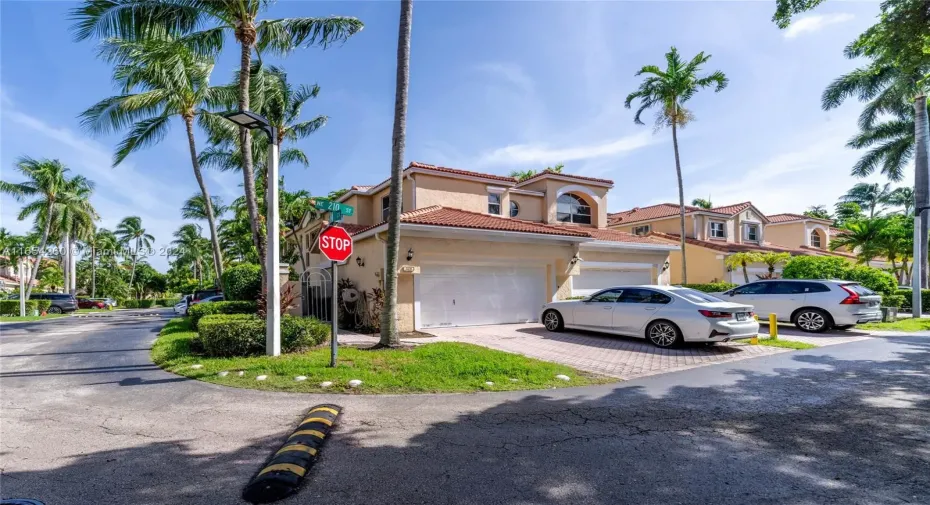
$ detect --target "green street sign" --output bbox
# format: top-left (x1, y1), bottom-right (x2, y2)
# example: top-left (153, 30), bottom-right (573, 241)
top-left (313, 198), bottom-right (355, 216)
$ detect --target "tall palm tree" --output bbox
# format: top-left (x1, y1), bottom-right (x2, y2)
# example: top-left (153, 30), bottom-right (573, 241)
top-left (886, 186), bottom-right (915, 215)
top-left (84, 227), bottom-right (115, 298)
top-left (509, 163), bottom-right (563, 182)
top-left (115, 216), bottom-right (154, 292)
top-left (625, 47), bottom-right (728, 284)
top-left (804, 205), bottom-right (832, 220)
top-left (182, 193), bottom-right (228, 221)
top-left (0, 157), bottom-right (69, 299)
top-left (830, 218), bottom-right (886, 265)
top-left (279, 185), bottom-right (315, 271)
top-left (52, 175), bottom-right (98, 294)
top-left (81, 35), bottom-right (228, 288)
top-left (380, 0), bottom-right (413, 349)
top-left (691, 198), bottom-right (712, 209)
top-left (71, 0), bottom-right (363, 284)
top-left (839, 182), bottom-right (893, 218)
top-left (172, 223), bottom-right (210, 284)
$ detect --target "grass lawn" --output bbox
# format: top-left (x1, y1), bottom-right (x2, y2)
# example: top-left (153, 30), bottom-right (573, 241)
top-left (857, 318), bottom-right (930, 332)
top-left (152, 318), bottom-right (611, 394)
top-left (734, 337), bottom-right (817, 350)
top-left (0, 314), bottom-right (69, 323)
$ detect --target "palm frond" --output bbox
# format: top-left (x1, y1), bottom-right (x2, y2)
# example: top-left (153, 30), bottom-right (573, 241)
top-left (256, 16), bottom-right (364, 54)
top-left (279, 147), bottom-right (309, 168)
top-left (113, 113), bottom-right (172, 166)
top-left (69, 0), bottom-right (208, 42)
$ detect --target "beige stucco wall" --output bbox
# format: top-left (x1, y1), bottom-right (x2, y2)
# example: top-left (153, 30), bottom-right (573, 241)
top-left (668, 243), bottom-right (728, 284)
top-left (414, 173), bottom-right (490, 214)
top-left (734, 208), bottom-right (764, 244)
top-left (509, 193), bottom-right (544, 221)
top-left (612, 215), bottom-right (695, 237)
top-left (765, 222), bottom-right (806, 248)
top-left (541, 179), bottom-right (610, 229)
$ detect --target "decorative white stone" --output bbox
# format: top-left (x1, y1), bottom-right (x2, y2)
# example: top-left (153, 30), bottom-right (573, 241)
top-left (509, 378), bottom-right (519, 382)
top-left (484, 381), bottom-right (494, 386)
top-left (256, 375), bottom-right (268, 381)
top-left (320, 381), bottom-right (334, 388)
top-left (348, 379), bottom-right (363, 388)
top-left (217, 371), bottom-right (229, 377)
top-left (294, 376), bottom-right (307, 381)
top-left (555, 374), bottom-right (571, 381)
top-left (237, 371), bottom-right (245, 377)
top-left (190, 364), bottom-right (203, 369)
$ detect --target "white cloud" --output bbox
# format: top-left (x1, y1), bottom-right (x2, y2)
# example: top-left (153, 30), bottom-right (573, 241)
top-left (783, 13), bottom-right (854, 39)
top-left (473, 62), bottom-right (536, 95)
top-left (478, 131), bottom-right (657, 166)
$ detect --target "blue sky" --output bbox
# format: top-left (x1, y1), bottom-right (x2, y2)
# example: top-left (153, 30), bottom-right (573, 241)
top-left (1, 1), bottom-right (891, 271)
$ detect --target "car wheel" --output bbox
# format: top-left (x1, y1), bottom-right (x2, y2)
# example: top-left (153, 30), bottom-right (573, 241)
top-left (647, 321), bottom-right (681, 348)
top-left (47, 306), bottom-right (63, 314)
top-left (794, 309), bottom-right (831, 333)
top-left (542, 310), bottom-right (563, 332)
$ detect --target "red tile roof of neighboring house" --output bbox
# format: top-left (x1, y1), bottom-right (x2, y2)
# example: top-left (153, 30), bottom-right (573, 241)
top-left (350, 185), bottom-right (373, 191)
top-left (582, 227), bottom-right (676, 245)
top-left (649, 232), bottom-right (804, 255)
top-left (767, 213), bottom-right (833, 224)
top-left (408, 161), bottom-right (518, 183)
top-left (608, 203), bottom-right (729, 225)
top-left (829, 226), bottom-right (845, 235)
top-left (709, 202), bottom-right (753, 216)
top-left (515, 169), bottom-right (614, 186)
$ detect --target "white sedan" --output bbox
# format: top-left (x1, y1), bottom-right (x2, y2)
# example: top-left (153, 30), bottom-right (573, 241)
top-left (540, 286), bottom-right (759, 348)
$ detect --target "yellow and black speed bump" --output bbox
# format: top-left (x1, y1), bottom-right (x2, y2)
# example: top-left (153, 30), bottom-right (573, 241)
top-left (242, 404), bottom-right (342, 504)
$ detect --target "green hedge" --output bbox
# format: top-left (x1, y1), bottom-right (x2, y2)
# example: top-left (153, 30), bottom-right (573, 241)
top-left (154, 298), bottom-right (181, 307)
top-left (0, 300), bottom-right (37, 316)
top-left (34, 299), bottom-right (52, 313)
top-left (895, 289), bottom-right (930, 313)
top-left (782, 256), bottom-right (897, 295)
top-left (138, 299), bottom-right (155, 308)
top-left (188, 301), bottom-right (257, 330)
top-left (198, 314), bottom-right (329, 357)
top-left (881, 294), bottom-right (906, 309)
top-left (679, 282), bottom-right (738, 293)
top-left (222, 263), bottom-right (261, 301)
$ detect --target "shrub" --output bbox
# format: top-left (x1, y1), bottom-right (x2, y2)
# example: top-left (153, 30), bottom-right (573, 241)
top-left (679, 282), bottom-right (738, 293)
top-left (156, 298), bottom-right (181, 307)
top-left (198, 314), bottom-right (329, 357)
top-left (34, 299), bottom-right (52, 314)
top-left (222, 263), bottom-right (262, 301)
top-left (0, 300), bottom-right (38, 316)
top-left (881, 294), bottom-right (906, 308)
top-left (188, 301), bottom-right (257, 329)
top-left (138, 299), bottom-right (156, 308)
top-left (782, 256), bottom-right (897, 295)
top-left (842, 265), bottom-right (897, 295)
top-left (895, 289), bottom-right (930, 313)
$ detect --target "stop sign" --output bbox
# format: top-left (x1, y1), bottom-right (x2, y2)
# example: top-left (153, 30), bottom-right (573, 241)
top-left (318, 225), bottom-right (353, 262)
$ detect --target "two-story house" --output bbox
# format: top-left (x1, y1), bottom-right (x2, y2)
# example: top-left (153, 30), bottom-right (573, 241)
top-left (608, 202), bottom-right (859, 284)
top-left (290, 162), bottom-right (678, 331)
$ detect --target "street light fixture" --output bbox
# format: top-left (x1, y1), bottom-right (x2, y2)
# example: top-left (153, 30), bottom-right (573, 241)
top-left (223, 110), bottom-right (281, 356)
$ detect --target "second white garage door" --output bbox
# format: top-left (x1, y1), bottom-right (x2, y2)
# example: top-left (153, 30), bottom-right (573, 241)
top-left (571, 268), bottom-right (653, 296)
top-left (419, 265), bottom-right (545, 328)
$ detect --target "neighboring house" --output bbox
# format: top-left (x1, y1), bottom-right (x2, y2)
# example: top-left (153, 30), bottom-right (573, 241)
top-left (291, 162), bottom-right (678, 331)
top-left (609, 202), bottom-right (861, 285)
top-left (0, 257), bottom-right (39, 292)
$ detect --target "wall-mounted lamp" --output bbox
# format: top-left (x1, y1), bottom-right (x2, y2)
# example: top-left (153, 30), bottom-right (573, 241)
top-left (356, 256), bottom-right (365, 267)
top-left (662, 260), bottom-right (670, 272)
top-left (406, 247), bottom-right (415, 261)
top-left (726, 266), bottom-right (733, 273)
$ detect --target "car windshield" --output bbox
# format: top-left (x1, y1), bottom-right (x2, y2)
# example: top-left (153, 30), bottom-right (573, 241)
top-left (843, 283), bottom-right (876, 296)
top-left (674, 288), bottom-right (723, 304)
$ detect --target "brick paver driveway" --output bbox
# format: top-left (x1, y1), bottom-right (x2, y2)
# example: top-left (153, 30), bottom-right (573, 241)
top-left (424, 324), bottom-right (792, 379)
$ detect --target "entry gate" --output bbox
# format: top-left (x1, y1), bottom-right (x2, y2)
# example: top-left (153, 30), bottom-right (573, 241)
top-left (300, 267), bottom-right (333, 322)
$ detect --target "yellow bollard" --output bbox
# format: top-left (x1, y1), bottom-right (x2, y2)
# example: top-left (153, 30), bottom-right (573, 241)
top-left (769, 313), bottom-right (778, 340)
top-left (750, 335), bottom-right (759, 345)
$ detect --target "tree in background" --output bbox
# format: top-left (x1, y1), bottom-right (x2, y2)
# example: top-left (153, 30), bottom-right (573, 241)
top-left (886, 186), bottom-right (915, 215)
top-left (839, 182), bottom-right (893, 218)
top-left (115, 216), bottom-right (155, 293)
top-left (724, 251), bottom-right (762, 284)
top-left (171, 224), bottom-right (213, 286)
top-left (625, 47), bottom-right (728, 283)
top-left (804, 205), bottom-right (831, 220)
top-left (830, 219), bottom-right (886, 265)
top-left (834, 202), bottom-right (865, 226)
top-left (52, 174), bottom-right (98, 294)
top-left (876, 214), bottom-right (914, 283)
top-left (691, 198), bottom-right (713, 209)
top-left (509, 162), bottom-right (564, 182)
top-left (759, 252), bottom-right (792, 279)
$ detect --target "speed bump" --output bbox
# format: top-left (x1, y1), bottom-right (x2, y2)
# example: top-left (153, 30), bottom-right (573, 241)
top-left (242, 404), bottom-right (342, 503)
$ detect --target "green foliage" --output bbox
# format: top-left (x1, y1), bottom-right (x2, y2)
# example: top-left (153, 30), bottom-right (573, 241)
top-left (137, 299), bottom-right (155, 308)
top-left (782, 256), bottom-right (898, 294)
top-left (155, 298), bottom-right (181, 307)
top-left (118, 299), bottom-right (140, 308)
top-left (680, 282), bottom-right (738, 293)
top-left (34, 299), bottom-right (52, 313)
top-left (804, 205), bottom-right (832, 220)
top-left (221, 263), bottom-right (262, 301)
top-left (198, 314), bottom-right (329, 357)
top-left (894, 289), bottom-right (930, 313)
top-left (188, 301), bottom-right (257, 329)
top-left (881, 293), bottom-right (906, 308)
top-left (0, 300), bottom-right (38, 316)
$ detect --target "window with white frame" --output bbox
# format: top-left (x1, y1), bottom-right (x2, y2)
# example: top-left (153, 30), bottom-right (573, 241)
top-left (510, 200), bottom-right (519, 218)
top-left (556, 194), bottom-right (592, 224)
top-left (745, 224), bottom-right (759, 242)
top-left (488, 193), bottom-right (502, 215)
top-left (633, 225), bottom-right (651, 236)
top-left (381, 195), bottom-right (390, 222)
top-left (810, 229), bottom-right (822, 248)
top-left (710, 221), bottom-right (726, 239)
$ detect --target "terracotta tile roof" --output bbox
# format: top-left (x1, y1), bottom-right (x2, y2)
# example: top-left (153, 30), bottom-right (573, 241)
top-left (767, 213), bottom-right (833, 225)
top-left (515, 169), bottom-right (614, 187)
top-left (582, 227), bottom-right (676, 245)
top-left (608, 203), bottom-right (728, 225)
top-left (337, 223), bottom-right (373, 235)
top-left (829, 226), bottom-right (845, 235)
top-left (350, 185), bottom-right (373, 191)
top-left (709, 202), bottom-right (752, 216)
top-left (408, 161), bottom-right (518, 183)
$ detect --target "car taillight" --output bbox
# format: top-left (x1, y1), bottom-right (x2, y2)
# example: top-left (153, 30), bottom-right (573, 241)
top-left (839, 285), bottom-right (863, 304)
top-left (699, 310), bottom-right (732, 318)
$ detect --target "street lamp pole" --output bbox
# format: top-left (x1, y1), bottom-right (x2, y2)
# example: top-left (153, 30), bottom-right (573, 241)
top-left (913, 205), bottom-right (930, 318)
top-left (223, 111), bottom-right (281, 356)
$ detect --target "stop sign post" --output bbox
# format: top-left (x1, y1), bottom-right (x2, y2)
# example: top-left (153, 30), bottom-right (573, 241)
top-left (319, 225), bottom-right (353, 366)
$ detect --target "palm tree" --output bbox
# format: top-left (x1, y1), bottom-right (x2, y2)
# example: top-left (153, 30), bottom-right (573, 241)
top-left (758, 252), bottom-right (791, 278)
top-left (691, 198), bottom-right (712, 209)
top-left (0, 157), bottom-right (70, 299)
top-left (182, 193), bottom-right (228, 221)
top-left (71, 0), bottom-right (363, 284)
top-left (115, 216), bottom-right (154, 293)
top-left (80, 35), bottom-right (228, 288)
top-left (509, 163), bottom-right (564, 182)
top-left (379, 0), bottom-right (413, 349)
top-left (804, 205), bottom-right (832, 220)
top-left (172, 224), bottom-right (210, 284)
top-left (875, 215), bottom-right (913, 283)
top-left (724, 251), bottom-right (762, 284)
top-left (52, 175), bottom-right (98, 294)
top-left (625, 47), bottom-right (728, 284)
top-left (830, 218), bottom-right (886, 265)
top-left (839, 182), bottom-right (893, 218)
top-left (886, 186), bottom-right (915, 215)
top-left (84, 227), bottom-right (115, 298)
top-left (280, 185), bottom-right (315, 271)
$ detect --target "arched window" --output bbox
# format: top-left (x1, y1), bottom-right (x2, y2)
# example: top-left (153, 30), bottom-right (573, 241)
top-left (510, 200), bottom-right (520, 218)
top-left (810, 229), bottom-right (822, 248)
top-left (557, 194), bottom-right (591, 224)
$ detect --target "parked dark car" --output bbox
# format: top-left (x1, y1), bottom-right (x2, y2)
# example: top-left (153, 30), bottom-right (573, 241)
top-left (77, 298), bottom-right (107, 310)
top-left (9, 293), bottom-right (79, 314)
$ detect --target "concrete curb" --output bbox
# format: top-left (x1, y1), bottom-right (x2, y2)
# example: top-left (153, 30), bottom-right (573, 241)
top-left (242, 404), bottom-right (342, 503)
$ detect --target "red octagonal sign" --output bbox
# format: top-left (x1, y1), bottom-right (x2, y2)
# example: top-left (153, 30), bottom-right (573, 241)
top-left (319, 225), bottom-right (353, 263)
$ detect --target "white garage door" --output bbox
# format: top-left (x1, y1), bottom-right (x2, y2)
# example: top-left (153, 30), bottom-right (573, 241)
top-left (419, 265), bottom-right (545, 328)
top-left (572, 268), bottom-right (652, 296)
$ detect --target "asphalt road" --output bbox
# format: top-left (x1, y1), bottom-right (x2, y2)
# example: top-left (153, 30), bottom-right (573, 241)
top-left (1, 312), bottom-right (929, 505)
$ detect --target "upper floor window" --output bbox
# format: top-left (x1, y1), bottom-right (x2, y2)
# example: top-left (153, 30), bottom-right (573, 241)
top-left (556, 194), bottom-right (591, 224)
top-left (810, 229), bottom-right (822, 248)
top-left (510, 200), bottom-right (519, 218)
top-left (488, 193), bottom-right (502, 215)
top-left (710, 221), bottom-right (726, 239)
top-left (381, 195), bottom-right (390, 222)
top-left (745, 224), bottom-right (759, 242)
top-left (633, 225), bottom-right (650, 236)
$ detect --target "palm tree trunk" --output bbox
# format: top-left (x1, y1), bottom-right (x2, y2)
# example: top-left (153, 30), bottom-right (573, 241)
top-left (379, 0), bottom-right (413, 348)
top-left (24, 203), bottom-right (53, 300)
top-left (128, 238), bottom-right (138, 296)
top-left (184, 115), bottom-right (225, 290)
top-left (742, 263), bottom-right (749, 284)
top-left (914, 94), bottom-right (929, 289)
top-left (671, 116), bottom-right (687, 284)
top-left (236, 32), bottom-right (267, 291)
top-left (62, 233), bottom-right (71, 294)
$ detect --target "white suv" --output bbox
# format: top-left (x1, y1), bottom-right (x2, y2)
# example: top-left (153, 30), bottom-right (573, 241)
top-left (716, 280), bottom-right (882, 332)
